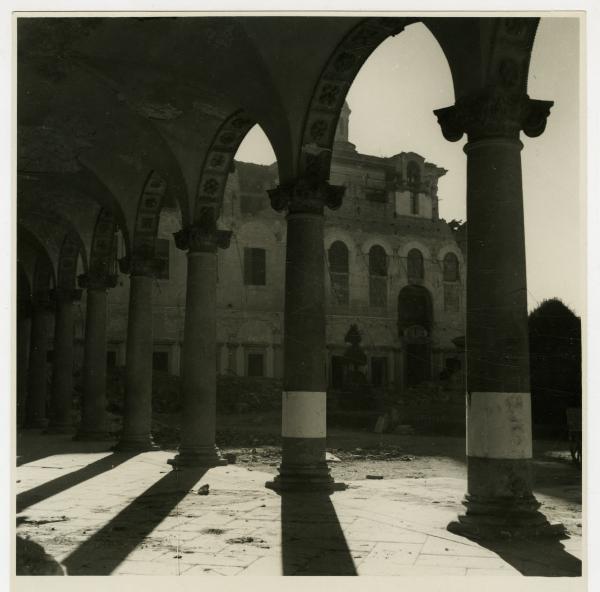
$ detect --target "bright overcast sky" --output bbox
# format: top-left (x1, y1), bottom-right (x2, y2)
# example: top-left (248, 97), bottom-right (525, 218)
top-left (236, 17), bottom-right (583, 316)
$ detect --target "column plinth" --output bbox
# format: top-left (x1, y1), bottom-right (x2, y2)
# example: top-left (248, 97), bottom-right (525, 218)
top-left (265, 179), bottom-right (346, 492)
top-left (169, 223), bottom-right (231, 468)
top-left (435, 92), bottom-right (562, 539)
top-left (74, 274), bottom-right (116, 441)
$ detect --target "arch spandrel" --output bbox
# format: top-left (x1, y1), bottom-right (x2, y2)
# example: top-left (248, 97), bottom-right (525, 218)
top-left (86, 208), bottom-right (118, 287)
top-left (17, 216), bottom-right (66, 274)
top-left (57, 231), bottom-right (86, 290)
top-left (192, 110), bottom-right (257, 225)
top-left (17, 224), bottom-right (56, 293)
top-left (18, 186), bottom-right (96, 268)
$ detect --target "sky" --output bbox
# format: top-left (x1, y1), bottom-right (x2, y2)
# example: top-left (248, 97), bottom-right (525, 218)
top-left (236, 17), bottom-right (583, 316)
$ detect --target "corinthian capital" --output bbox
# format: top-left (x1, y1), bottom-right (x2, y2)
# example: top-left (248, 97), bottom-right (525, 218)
top-left (78, 272), bottom-right (118, 291)
top-left (268, 177), bottom-right (345, 215)
top-left (434, 91), bottom-right (553, 142)
top-left (51, 287), bottom-right (83, 303)
top-left (174, 224), bottom-right (232, 253)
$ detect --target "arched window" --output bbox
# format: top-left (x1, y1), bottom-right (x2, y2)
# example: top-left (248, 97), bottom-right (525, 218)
top-left (369, 245), bottom-right (387, 308)
top-left (328, 241), bottom-right (349, 305)
top-left (407, 248), bottom-right (424, 282)
top-left (443, 252), bottom-right (460, 312)
top-left (443, 252), bottom-right (459, 282)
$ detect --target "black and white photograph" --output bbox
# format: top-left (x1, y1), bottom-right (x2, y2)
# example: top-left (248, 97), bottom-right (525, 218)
top-left (7, 3), bottom-right (596, 590)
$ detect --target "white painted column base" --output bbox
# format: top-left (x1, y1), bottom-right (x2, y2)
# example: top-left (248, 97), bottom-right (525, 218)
top-left (467, 391), bottom-right (532, 459)
top-left (282, 391), bottom-right (326, 438)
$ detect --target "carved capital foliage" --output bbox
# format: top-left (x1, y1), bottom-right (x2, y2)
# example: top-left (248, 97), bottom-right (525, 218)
top-left (268, 178), bottom-right (345, 215)
top-left (78, 271), bottom-right (118, 291)
top-left (174, 223), bottom-right (232, 254)
top-left (434, 91), bottom-right (553, 142)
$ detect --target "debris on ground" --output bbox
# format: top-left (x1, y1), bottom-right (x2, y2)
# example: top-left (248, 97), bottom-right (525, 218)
top-left (197, 484), bottom-right (210, 495)
top-left (224, 452), bottom-right (237, 464)
top-left (366, 475), bottom-right (384, 480)
top-left (17, 516), bottom-right (69, 526)
top-left (325, 452), bottom-right (341, 463)
top-left (226, 536), bottom-right (270, 548)
top-left (201, 528), bottom-right (225, 535)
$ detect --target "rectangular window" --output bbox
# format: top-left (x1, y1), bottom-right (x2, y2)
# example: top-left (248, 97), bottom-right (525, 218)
top-left (444, 283), bottom-right (460, 312)
top-left (247, 352), bottom-right (265, 377)
top-left (244, 248), bottom-right (266, 286)
top-left (155, 238), bottom-right (170, 280)
top-left (371, 356), bottom-right (388, 387)
top-left (153, 351), bottom-right (169, 372)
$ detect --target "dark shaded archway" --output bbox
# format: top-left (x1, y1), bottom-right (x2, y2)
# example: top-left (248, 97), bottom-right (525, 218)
top-left (398, 285), bottom-right (433, 387)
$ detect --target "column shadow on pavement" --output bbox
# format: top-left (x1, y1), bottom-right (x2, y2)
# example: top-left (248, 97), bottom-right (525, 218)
top-left (476, 537), bottom-right (582, 577)
top-left (16, 430), bottom-right (114, 467)
top-left (17, 452), bottom-right (139, 513)
top-left (62, 467), bottom-right (207, 575)
top-left (279, 490), bottom-right (357, 576)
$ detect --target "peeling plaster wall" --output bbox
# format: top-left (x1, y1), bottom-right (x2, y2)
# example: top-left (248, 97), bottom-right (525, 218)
top-left (105, 147), bottom-right (465, 383)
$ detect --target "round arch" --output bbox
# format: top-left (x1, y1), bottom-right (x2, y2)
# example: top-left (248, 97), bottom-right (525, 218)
top-left (324, 228), bottom-right (357, 254)
top-left (398, 240), bottom-right (432, 261)
top-left (437, 243), bottom-right (464, 266)
top-left (192, 109), bottom-right (278, 230)
top-left (297, 17), bottom-right (455, 183)
top-left (360, 236), bottom-right (393, 256)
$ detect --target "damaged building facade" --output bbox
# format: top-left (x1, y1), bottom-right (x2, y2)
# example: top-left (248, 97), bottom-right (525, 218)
top-left (104, 103), bottom-right (465, 391)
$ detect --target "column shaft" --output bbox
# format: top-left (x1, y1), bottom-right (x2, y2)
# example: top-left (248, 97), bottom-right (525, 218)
top-left (455, 136), bottom-right (552, 535)
top-left (271, 211), bottom-right (333, 490)
top-left (76, 288), bottom-right (110, 439)
top-left (434, 92), bottom-right (557, 538)
top-left (48, 296), bottom-right (75, 432)
top-left (24, 304), bottom-right (48, 428)
top-left (17, 314), bottom-right (31, 427)
top-left (170, 250), bottom-right (225, 466)
top-left (116, 274), bottom-right (156, 450)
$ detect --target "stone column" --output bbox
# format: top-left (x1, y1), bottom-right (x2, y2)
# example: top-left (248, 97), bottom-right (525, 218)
top-left (24, 294), bottom-right (51, 428)
top-left (47, 288), bottom-right (81, 433)
top-left (115, 257), bottom-right (159, 451)
top-left (266, 179), bottom-right (345, 491)
top-left (168, 223), bottom-right (232, 467)
top-left (17, 299), bottom-right (32, 428)
top-left (75, 273), bottom-right (116, 440)
top-left (435, 91), bottom-right (558, 537)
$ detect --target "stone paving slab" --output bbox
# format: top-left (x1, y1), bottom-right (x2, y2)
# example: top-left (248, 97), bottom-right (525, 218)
top-left (15, 434), bottom-right (583, 578)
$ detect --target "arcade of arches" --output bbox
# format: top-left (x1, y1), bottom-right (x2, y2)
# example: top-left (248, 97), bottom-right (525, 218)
top-left (17, 15), bottom-right (560, 540)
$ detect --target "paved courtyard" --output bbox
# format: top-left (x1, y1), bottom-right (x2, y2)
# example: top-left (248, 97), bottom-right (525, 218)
top-left (15, 430), bottom-right (583, 578)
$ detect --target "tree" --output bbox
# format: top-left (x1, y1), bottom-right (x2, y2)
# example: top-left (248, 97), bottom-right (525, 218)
top-left (528, 298), bottom-right (581, 429)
